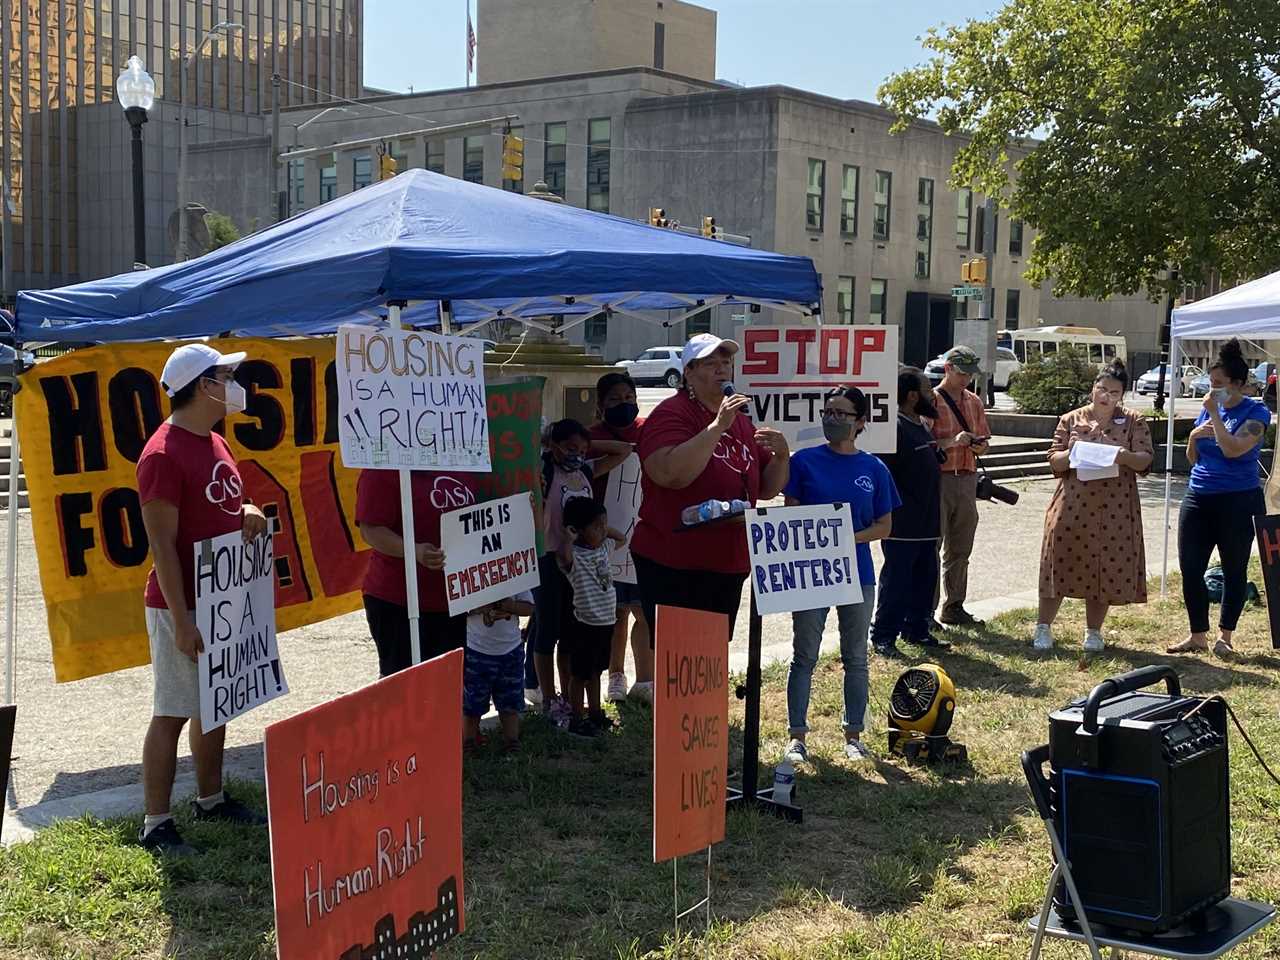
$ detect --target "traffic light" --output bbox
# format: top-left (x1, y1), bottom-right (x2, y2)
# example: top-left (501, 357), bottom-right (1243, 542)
top-left (378, 152), bottom-right (398, 181)
top-left (701, 215), bottom-right (721, 239)
top-left (501, 132), bottom-right (524, 182)
top-left (649, 207), bottom-right (669, 228)
top-left (961, 258), bottom-right (987, 284)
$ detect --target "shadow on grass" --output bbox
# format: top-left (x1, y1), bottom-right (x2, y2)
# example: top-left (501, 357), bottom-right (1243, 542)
top-left (37, 742), bottom-right (266, 805)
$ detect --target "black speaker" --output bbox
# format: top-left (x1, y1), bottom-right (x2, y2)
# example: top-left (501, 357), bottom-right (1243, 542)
top-left (1047, 666), bottom-right (1229, 934)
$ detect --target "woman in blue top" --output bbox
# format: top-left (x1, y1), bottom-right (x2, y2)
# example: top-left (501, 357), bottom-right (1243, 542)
top-left (1169, 339), bottom-right (1271, 656)
top-left (781, 386), bottom-right (901, 763)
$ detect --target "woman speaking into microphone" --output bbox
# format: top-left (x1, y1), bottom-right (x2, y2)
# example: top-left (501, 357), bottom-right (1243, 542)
top-left (632, 333), bottom-right (790, 641)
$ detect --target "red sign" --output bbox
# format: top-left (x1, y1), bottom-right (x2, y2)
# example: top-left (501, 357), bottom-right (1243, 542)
top-left (265, 651), bottom-right (464, 959)
top-left (653, 605), bottom-right (729, 863)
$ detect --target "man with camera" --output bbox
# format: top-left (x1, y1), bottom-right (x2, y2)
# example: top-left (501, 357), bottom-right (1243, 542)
top-left (930, 346), bottom-right (991, 627)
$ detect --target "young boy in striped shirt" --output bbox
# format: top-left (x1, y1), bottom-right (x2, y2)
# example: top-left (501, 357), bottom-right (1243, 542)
top-left (558, 497), bottom-right (626, 737)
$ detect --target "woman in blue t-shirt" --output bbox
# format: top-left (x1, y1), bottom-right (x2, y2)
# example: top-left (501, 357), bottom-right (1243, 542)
top-left (780, 386), bottom-right (901, 764)
top-left (1169, 339), bottom-right (1270, 656)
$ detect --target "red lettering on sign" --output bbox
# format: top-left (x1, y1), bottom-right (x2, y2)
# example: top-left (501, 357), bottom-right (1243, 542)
top-left (852, 329), bottom-right (887, 376)
top-left (740, 328), bottom-right (780, 375)
top-left (299, 450), bottom-right (371, 598)
top-left (238, 460), bottom-right (313, 609)
top-left (784, 329), bottom-right (817, 374)
top-left (819, 329), bottom-right (849, 375)
top-left (1261, 527), bottom-right (1280, 566)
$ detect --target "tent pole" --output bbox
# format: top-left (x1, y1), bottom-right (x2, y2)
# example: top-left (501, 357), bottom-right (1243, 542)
top-left (1161, 336), bottom-right (1178, 598)
top-left (4, 348), bottom-right (20, 704)
top-left (390, 302), bottom-right (423, 666)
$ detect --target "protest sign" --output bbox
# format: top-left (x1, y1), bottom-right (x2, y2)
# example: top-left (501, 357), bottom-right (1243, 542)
top-left (603, 452), bottom-right (642, 584)
top-left (0, 705), bottom-right (14, 832)
top-left (653, 605), bottom-right (728, 863)
top-left (15, 343), bottom-right (538, 683)
top-left (745, 504), bottom-right (861, 615)
top-left (735, 324), bottom-right (899, 454)
top-left (195, 530), bottom-right (288, 730)
top-left (441, 492), bottom-right (540, 616)
top-left (265, 650), bottom-right (464, 960)
top-left (1254, 515), bottom-right (1280, 649)
top-left (336, 324), bottom-right (489, 472)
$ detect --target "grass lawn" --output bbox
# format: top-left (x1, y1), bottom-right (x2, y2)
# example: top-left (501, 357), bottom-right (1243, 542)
top-left (3, 572), bottom-right (1280, 960)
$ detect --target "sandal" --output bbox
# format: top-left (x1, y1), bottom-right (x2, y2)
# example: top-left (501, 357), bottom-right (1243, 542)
top-left (1166, 637), bottom-right (1209, 654)
top-left (1212, 639), bottom-right (1235, 658)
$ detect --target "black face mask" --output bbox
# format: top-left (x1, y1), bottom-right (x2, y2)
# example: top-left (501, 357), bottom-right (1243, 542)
top-left (916, 397), bottom-right (940, 420)
top-left (604, 403), bottom-right (639, 428)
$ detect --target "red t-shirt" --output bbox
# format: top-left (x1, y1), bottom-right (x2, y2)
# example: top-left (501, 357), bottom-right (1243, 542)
top-left (587, 418), bottom-right (644, 502)
top-left (137, 423), bottom-right (245, 610)
top-left (355, 469), bottom-right (478, 611)
top-left (631, 392), bottom-right (770, 574)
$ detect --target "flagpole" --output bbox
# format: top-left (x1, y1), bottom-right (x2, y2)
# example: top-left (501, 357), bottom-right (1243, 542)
top-left (465, 0), bottom-right (470, 88)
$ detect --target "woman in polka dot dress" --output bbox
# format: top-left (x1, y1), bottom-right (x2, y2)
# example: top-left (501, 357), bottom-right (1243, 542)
top-left (1033, 361), bottom-right (1154, 652)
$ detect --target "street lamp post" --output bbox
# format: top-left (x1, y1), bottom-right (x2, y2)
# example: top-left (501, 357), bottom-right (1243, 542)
top-left (285, 106), bottom-right (349, 218)
top-left (117, 56), bottom-right (155, 269)
top-left (177, 21), bottom-right (242, 262)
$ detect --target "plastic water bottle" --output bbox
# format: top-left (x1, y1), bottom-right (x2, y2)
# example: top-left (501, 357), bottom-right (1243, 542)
top-left (728, 498), bottom-right (749, 515)
top-left (772, 759), bottom-right (796, 805)
top-left (681, 499), bottom-right (731, 526)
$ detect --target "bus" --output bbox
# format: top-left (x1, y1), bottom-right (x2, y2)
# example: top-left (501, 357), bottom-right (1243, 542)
top-left (1009, 326), bottom-right (1127, 367)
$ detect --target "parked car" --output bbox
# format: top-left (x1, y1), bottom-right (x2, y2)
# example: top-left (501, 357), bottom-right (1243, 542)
top-left (924, 347), bottom-right (1022, 390)
top-left (617, 346), bottom-right (684, 387)
top-left (0, 343), bottom-right (35, 419)
top-left (1254, 361), bottom-right (1276, 409)
top-left (1135, 364), bottom-right (1202, 397)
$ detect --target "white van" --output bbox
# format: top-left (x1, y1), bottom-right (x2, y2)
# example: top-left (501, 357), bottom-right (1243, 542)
top-left (1009, 326), bottom-right (1128, 368)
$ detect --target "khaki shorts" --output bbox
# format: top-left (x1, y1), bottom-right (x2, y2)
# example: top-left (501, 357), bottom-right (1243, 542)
top-left (147, 607), bottom-right (200, 719)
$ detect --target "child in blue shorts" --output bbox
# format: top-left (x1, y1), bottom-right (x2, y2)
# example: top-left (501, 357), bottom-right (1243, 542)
top-left (464, 589), bottom-right (534, 753)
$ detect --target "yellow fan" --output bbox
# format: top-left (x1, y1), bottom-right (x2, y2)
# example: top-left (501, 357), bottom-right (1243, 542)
top-left (887, 664), bottom-right (967, 763)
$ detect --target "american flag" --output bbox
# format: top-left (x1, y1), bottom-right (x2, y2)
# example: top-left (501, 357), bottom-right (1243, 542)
top-left (466, 12), bottom-right (477, 77)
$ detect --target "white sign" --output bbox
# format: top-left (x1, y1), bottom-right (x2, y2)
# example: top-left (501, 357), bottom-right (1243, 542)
top-left (603, 452), bottom-right (642, 584)
top-left (336, 324), bottom-right (490, 472)
top-left (194, 531), bottom-right (288, 731)
top-left (441, 492), bottom-right (541, 616)
top-left (734, 324), bottom-right (899, 454)
top-left (745, 504), bottom-right (861, 615)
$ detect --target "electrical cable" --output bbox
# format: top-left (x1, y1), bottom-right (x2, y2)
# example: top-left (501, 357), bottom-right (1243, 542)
top-left (1182, 694), bottom-right (1280, 789)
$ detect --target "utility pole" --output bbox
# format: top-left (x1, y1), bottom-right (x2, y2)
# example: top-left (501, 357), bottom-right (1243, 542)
top-left (272, 74), bottom-right (283, 222)
top-left (1154, 268), bottom-right (1179, 414)
top-left (977, 197), bottom-right (997, 406)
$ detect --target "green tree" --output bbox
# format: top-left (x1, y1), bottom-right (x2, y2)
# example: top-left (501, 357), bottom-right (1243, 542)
top-left (204, 212), bottom-right (241, 251)
top-left (879, 0), bottom-right (1280, 299)
top-left (1008, 344), bottom-right (1097, 415)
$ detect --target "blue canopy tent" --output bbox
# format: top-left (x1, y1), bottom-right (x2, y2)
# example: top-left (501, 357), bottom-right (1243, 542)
top-left (4, 167), bottom-right (821, 696)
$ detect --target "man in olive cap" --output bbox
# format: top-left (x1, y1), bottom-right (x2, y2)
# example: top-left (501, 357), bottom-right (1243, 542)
top-left (930, 346), bottom-right (990, 626)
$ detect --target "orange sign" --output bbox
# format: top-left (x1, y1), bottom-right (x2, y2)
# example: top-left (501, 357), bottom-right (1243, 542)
top-left (264, 651), bottom-right (464, 959)
top-left (653, 605), bottom-right (729, 863)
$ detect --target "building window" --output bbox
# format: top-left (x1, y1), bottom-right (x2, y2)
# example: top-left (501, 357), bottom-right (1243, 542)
top-left (806, 158), bottom-right (825, 230)
top-left (353, 154), bottom-right (373, 190)
top-left (870, 279), bottom-right (887, 325)
top-left (953, 297), bottom-right (969, 320)
top-left (975, 205), bottom-right (999, 254)
top-left (837, 276), bottom-right (854, 323)
top-left (654, 22), bottom-right (665, 69)
top-left (956, 187), bottom-right (972, 249)
top-left (686, 309), bottom-right (711, 337)
top-left (840, 165), bottom-right (858, 236)
top-left (320, 158), bottom-right (337, 202)
top-left (873, 170), bottom-right (891, 240)
top-left (1006, 289), bottom-right (1021, 328)
top-left (916, 177), bottom-right (933, 279)
top-left (463, 136), bottom-right (485, 184)
top-left (585, 312), bottom-right (608, 347)
top-left (288, 159), bottom-right (305, 208)
top-left (587, 118), bottom-right (611, 212)
top-left (426, 140), bottom-right (445, 175)
top-left (503, 126), bottom-right (524, 194)
top-left (544, 122), bottom-right (567, 198)
top-left (1009, 219), bottom-right (1024, 256)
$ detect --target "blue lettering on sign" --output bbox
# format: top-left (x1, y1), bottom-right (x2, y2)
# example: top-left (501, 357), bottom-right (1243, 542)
top-left (753, 555), bottom-right (854, 593)
top-left (751, 517), bottom-right (846, 555)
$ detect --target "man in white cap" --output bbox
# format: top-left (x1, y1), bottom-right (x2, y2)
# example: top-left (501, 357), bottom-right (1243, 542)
top-left (135, 343), bottom-right (268, 855)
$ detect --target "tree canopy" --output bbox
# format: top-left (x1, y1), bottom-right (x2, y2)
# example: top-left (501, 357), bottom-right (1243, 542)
top-left (879, 0), bottom-right (1280, 299)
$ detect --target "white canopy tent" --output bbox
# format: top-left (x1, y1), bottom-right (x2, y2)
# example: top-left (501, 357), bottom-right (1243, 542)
top-left (1162, 269), bottom-right (1280, 592)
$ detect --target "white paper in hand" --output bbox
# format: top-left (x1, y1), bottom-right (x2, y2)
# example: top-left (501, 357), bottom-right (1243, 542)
top-left (1069, 440), bottom-right (1120, 482)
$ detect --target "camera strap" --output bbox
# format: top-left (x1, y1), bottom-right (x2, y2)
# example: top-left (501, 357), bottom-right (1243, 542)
top-left (937, 387), bottom-right (989, 476)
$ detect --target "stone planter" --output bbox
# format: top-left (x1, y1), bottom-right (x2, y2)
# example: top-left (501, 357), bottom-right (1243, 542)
top-left (990, 411), bottom-right (1198, 441)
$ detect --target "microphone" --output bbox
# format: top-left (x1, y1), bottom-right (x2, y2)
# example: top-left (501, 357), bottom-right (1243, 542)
top-left (722, 381), bottom-right (737, 398)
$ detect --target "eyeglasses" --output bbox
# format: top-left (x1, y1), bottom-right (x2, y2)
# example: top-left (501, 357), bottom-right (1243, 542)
top-left (821, 408), bottom-right (859, 421)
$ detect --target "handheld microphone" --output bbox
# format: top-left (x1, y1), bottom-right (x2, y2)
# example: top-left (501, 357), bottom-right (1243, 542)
top-left (722, 381), bottom-right (737, 398)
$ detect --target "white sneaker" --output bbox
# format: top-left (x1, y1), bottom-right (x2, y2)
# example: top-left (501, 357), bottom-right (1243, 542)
top-left (784, 738), bottom-right (809, 764)
top-left (627, 681), bottom-right (654, 705)
top-left (606, 671), bottom-right (628, 702)
top-left (525, 687), bottom-right (543, 707)
top-left (1032, 623), bottom-right (1055, 651)
top-left (1083, 629), bottom-right (1105, 653)
top-left (844, 740), bottom-right (874, 762)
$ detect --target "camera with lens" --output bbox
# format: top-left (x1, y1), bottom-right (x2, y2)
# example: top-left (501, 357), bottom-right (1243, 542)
top-left (976, 472), bottom-right (1019, 505)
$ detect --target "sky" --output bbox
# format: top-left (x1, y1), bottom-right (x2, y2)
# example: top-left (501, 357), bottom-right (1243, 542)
top-left (363, 0), bottom-right (1003, 103)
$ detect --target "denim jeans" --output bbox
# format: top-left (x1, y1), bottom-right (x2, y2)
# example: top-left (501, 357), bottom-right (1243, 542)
top-left (786, 584), bottom-right (876, 735)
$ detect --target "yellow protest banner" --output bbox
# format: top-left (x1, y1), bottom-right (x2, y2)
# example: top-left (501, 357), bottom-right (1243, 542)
top-left (16, 340), bottom-right (547, 683)
top-left (16, 338), bottom-right (372, 682)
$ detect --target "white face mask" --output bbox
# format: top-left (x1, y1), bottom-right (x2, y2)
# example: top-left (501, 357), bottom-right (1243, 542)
top-left (210, 378), bottom-right (247, 415)
top-left (1210, 386), bottom-right (1231, 405)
